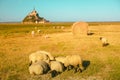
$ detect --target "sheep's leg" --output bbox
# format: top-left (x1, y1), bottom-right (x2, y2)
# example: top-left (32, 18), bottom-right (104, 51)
top-left (67, 66), bottom-right (70, 71)
top-left (79, 64), bottom-right (84, 72)
top-left (69, 65), bottom-right (73, 70)
top-left (74, 65), bottom-right (82, 73)
top-left (74, 66), bottom-right (78, 73)
top-left (66, 66), bottom-right (69, 71)
top-left (67, 65), bottom-right (73, 71)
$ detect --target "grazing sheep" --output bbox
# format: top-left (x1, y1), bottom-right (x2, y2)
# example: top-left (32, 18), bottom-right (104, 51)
top-left (57, 26), bottom-right (60, 29)
top-left (39, 51), bottom-right (54, 60)
top-left (64, 54), bottom-right (84, 73)
top-left (61, 26), bottom-right (65, 29)
top-left (31, 30), bottom-right (35, 37)
top-left (29, 61), bottom-right (50, 75)
top-left (49, 60), bottom-right (65, 77)
top-left (44, 34), bottom-right (50, 39)
top-left (100, 37), bottom-right (109, 47)
top-left (29, 50), bottom-right (54, 65)
top-left (35, 27), bottom-right (37, 30)
top-left (29, 51), bottom-right (50, 66)
top-left (37, 29), bottom-right (41, 34)
top-left (55, 56), bottom-right (66, 64)
top-left (53, 26), bottom-right (56, 29)
top-left (72, 22), bottom-right (88, 36)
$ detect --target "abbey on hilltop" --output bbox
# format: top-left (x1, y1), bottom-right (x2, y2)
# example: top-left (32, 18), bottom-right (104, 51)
top-left (22, 8), bottom-right (49, 23)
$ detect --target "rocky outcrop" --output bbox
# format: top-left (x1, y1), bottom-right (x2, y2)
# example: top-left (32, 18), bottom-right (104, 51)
top-left (22, 9), bottom-right (49, 23)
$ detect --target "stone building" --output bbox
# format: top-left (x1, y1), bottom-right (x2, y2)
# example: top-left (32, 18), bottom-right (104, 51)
top-left (22, 9), bottom-right (49, 23)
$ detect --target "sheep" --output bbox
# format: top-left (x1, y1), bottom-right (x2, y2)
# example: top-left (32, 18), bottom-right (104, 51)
top-left (64, 54), bottom-right (84, 73)
top-left (29, 61), bottom-right (50, 75)
top-left (37, 29), bottom-right (41, 34)
top-left (56, 26), bottom-right (60, 29)
top-left (38, 51), bottom-right (54, 60)
top-left (29, 51), bottom-right (50, 66)
top-left (29, 51), bottom-right (54, 65)
top-left (35, 27), bottom-right (37, 30)
top-left (55, 56), bottom-right (66, 64)
top-left (49, 60), bottom-right (65, 77)
top-left (100, 37), bottom-right (109, 47)
top-left (61, 26), bottom-right (65, 29)
top-left (53, 26), bottom-right (56, 29)
top-left (44, 34), bottom-right (50, 39)
top-left (31, 30), bottom-right (35, 37)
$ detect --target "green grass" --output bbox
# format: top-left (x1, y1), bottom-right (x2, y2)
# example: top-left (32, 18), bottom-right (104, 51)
top-left (0, 23), bottom-right (72, 38)
top-left (0, 22), bottom-right (120, 80)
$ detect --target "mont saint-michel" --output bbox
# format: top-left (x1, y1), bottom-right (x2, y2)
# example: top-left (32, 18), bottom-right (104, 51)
top-left (22, 9), bottom-right (49, 23)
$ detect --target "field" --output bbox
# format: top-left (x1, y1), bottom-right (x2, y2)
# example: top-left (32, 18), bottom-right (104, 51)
top-left (0, 22), bottom-right (120, 80)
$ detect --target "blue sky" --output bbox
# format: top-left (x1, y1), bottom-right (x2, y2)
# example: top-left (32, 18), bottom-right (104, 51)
top-left (0, 0), bottom-right (120, 22)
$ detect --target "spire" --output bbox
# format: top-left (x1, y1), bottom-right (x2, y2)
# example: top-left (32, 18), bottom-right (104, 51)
top-left (33, 7), bottom-right (35, 11)
top-left (32, 7), bottom-right (36, 13)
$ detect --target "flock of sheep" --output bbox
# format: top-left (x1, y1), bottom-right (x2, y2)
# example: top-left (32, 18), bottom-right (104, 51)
top-left (31, 22), bottom-right (109, 47)
top-left (31, 27), bottom-right (41, 37)
top-left (31, 26), bottom-right (64, 38)
top-left (29, 51), bottom-right (84, 77)
top-left (28, 22), bottom-right (109, 78)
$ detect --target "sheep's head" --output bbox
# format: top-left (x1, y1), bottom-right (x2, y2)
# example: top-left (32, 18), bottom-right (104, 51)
top-left (29, 61), bottom-right (32, 66)
top-left (99, 37), bottom-right (103, 40)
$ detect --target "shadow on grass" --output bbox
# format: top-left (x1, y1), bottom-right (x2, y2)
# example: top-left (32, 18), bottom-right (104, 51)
top-left (102, 43), bottom-right (109, 47)
top-left (87, 32), bottom-right (94, 36)
top-left (83, 60), bottom-right (90, 70)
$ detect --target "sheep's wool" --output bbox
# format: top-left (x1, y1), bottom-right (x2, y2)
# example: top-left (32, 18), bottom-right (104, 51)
top-left (29, 51), bottom-right (49, 64)
top-left (29, 61), bottom-right (50, 75)
top-left (50, 61), bottom-right (64, 72)
top-left (55, 56), bottom-right (65, 64)
top-left (64, 55), bottom-right (82, 67)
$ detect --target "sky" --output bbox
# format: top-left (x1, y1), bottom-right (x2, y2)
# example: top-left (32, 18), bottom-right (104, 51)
top-left (0, 0), bottom-right (120, 22)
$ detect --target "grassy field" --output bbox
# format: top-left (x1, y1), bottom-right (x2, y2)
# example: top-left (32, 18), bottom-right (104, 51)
top-left (0, 22), bottom-right (120, 80)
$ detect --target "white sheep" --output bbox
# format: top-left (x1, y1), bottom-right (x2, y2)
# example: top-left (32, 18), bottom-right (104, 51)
top-left (37, 29), bottom-right (41, 34)
top-left (64, 54), bottom-right (84, 73)
top-left (100, 37), bottom-right (109, 47)
top-left (56, 26), bottom-right (60, 29)
top-left (44, 34), bottom-right (50, 39)
top-left (55, 56), bottom-right (66, 64)
top-left (49, 60), bottom-right (65, 77)
top-left (38, 51), bottom-right (54, 60)
top-left (53, 26), bottom-right (56, 29)
top-left (61, 26), bottom-right (64, 29)
top-left (29, 61), bottom-right (50, 75)
top-left (31, 30), bottom-right (35, 37)
top-left (29, 51), bottom-right (50, 66)
top-left (35, 27), bottom-right (37, 30)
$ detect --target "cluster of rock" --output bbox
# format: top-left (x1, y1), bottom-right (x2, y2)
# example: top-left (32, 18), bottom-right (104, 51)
top-left (22, 9), bottom-right (49, 24)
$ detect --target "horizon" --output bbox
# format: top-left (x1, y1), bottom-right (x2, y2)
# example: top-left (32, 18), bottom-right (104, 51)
top-left (0, 20), bottom-right (120, 23)
top-left (0, 0), bottom-right (120, 22)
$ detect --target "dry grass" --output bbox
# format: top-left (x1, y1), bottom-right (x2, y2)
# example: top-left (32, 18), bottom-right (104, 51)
top-left (0, 23), bottom-right (120, 80)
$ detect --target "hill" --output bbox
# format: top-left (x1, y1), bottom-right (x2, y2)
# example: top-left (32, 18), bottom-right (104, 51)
top-left (22, 9), bottom-right (49, 23)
